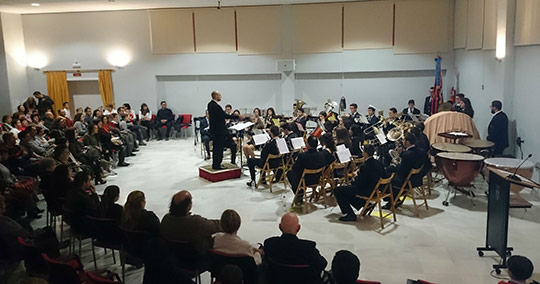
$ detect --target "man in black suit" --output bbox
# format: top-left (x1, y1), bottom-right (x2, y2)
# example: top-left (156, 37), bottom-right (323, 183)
top-left (487, 100), bottom-right (509, 156)
top-left (423, 87), bottom-right (435, 115)
top-left (207, 91), bottom-right (238, 170)
top-left (348, 103), bottom-right (364, 156)
top-left (246, 126), bottom-right (281, 186)
top-left (33, 91), bottom-right (54, 118)
top-left (402, 99), bottom-right (421, 121)
top-left (282, 123), bottom-right (298, 151)
top-left (287, 136), bottom-right (327, 194)
top-left (383, 133), bottom-right (432, 209)
top-left (264, 213), bottom-right (327, 280)
top-left (199, 110), bottom-right (211, 159)
top-left (155, 101), bottom-right (175, 141)
top-left (334, 144), bottom-right (384, 222)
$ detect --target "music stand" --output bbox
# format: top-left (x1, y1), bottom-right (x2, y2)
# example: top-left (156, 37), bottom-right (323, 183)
top-left (477, 167), bottom-right (540, 274)
top-left (228, 122), bottom-right (254, 170)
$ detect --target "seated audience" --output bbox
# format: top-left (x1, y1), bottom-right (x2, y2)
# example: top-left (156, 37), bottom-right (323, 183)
top-left (334, 144), bottom-right (384, 222)
top-left (121, 190), bottom-right (160, 235)
top-left (263, 213), bottom-right (327, 279)
top-left (155, 101), bottom-right (174, 141)
top-left (160, 190), bottom-right (221, 254)
top-left (217, 265), bottom-right (244, 284)
top-left (139, 103), bottom-right (153, 141)
top-left (213, 209), bottom-right (262, 265)
top-left (64, 171), bottom-right (100, 233)
top-left (498, 255), bottom-right (534, 284)
top-left (326, 250), bottom-right (361, 284)
top-left (73, 113), bottom-right (87, 135)
top-left (100, 185), bottom-right (123, 223)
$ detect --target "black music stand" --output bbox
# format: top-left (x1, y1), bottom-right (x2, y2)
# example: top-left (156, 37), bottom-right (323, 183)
top-left (477, 167), bottom-right (539, 274)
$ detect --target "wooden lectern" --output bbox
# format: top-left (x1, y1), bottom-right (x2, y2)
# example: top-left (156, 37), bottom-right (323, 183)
top-left (477, 167), bottom-right (540, 274)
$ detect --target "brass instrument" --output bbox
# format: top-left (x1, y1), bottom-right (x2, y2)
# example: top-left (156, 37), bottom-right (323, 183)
top-left (386, 127), bottom-right (403, 142)
top-left (294, 99), bottom-right (306, 112)
top-left (389, 148), bottom-right (401, 165)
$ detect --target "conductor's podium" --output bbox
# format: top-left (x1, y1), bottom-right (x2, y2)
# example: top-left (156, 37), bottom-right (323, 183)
top-left (199, 163), bottom-right (241, 182)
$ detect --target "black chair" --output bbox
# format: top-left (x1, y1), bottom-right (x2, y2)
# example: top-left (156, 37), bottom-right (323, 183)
top-left (62, 206), bottom-right (92, 256)
top-left (42, 192), bottom-right (64, 240)
top-left (165, 239), bottom-right (204, 284)
top-left (208, 250), bottom-right (258, 284)
top-left (119, 227), bottom-right (149, 283)
top-left (266, 257), bottom-right (322, 284)
top-left (87, 216), bottom-right (122, 270)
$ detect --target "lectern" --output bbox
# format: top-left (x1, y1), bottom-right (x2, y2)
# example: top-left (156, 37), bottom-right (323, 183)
top-left (477, 167), bottom-right (539, 274)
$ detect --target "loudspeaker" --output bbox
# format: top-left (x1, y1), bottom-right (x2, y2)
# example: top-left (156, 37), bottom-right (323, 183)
top-left (276, 60), bottom-right (295, 72)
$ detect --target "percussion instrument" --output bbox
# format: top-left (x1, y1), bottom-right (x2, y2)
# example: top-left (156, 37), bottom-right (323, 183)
top-left (462, 139), bottom-right (494, 156)
top-left (436, 152), bottom-right (485, 206)
top-left (431, 142), bottom-right (471, 156)
top-left (484, 158), bottom-right (535, 197)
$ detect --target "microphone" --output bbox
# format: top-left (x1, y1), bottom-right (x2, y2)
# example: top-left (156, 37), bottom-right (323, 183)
top-left (507, 154), bottom-right (533, 181)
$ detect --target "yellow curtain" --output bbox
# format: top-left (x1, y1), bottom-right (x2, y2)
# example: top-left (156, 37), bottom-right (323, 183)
top-left (45, 71), bottom-right (69, 115)
top-left (98, 70), bottom-right (114, 106)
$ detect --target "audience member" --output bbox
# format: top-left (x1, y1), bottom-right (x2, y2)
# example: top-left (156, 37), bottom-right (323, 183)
top-left (100, 185), bottom-right (123, 223)
top-left (155, 101), bottom-right (174, 141)
top-left (121, 190), bottom-right (160, 235)
top-left (64, 171), bottom-right (100, 233)
top-left (328, 250), bottom-right (360, 284)
top-left (217, 265), bottom-right (244, 284)
top-left (498, 255), bottom-right (534, 284)
top-left (139, 103), bottom-right (153, 141)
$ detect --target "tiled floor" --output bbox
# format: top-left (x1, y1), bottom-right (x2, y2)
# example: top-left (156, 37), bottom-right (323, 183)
top-left (25, 139), bottom-right (540, 284)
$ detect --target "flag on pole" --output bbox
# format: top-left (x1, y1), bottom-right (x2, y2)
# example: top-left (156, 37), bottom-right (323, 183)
top-left (432, 56), bottom-right (443, 115)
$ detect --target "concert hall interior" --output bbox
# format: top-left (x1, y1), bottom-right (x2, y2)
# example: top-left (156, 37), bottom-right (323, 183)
top-left (1, 0), bottom-right (540, 284)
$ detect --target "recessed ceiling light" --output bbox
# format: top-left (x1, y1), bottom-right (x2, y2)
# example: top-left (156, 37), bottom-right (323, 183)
top-left (31, 3), bottom-right (40, 7)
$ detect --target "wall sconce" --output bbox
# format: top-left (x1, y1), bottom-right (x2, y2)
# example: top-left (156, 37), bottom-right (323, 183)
top-left (107, 49), bottom-right (131, 69)
top-left (495, 0), bottom-right (507, 61)
top-left (27, 52), bottom-right (48, 70)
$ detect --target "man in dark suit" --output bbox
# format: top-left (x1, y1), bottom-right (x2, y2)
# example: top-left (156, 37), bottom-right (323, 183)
top-left (246, 126), bottom-right (281, 186)
top-left (402, 99), bottom-right (421, 121)
top-left (334, 145), bottom-right (384, 222)
top-left (287, 136), bottom-right (327, 194)
top-left (487, 100), bottom-right (509, 156)
top-left (282, 123), bottom-right (298, 151)
top-left (383, 133), bottom-right (432, 209)
top-left (348, 103), bottom-right (364, 156)
top-left (33, 91), bottom-right (54, 118)
top-left (264, 213), bottom-right (327, 280)
top-left (423, 87), bottom-right (435, 115)
top-left (199, 110), bottom-right (212, 159)
top-left (155, 101), bottom-right (175, 141)
top-left (207, 91), bottom-right (238, 170)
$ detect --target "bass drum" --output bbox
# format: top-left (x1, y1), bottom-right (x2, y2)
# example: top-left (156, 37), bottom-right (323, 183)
top-left (436, 152), bottom-right (484, 186)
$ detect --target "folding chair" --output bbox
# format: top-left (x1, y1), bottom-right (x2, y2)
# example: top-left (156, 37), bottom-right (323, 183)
top-left (291, 167), bottom-right (326, 213)
top-left (393, 166), bottom-right (429, 216)
top-left (256, 153), bottom-right (286, 192)
top-left (357, 173), bottom-right (396, 229)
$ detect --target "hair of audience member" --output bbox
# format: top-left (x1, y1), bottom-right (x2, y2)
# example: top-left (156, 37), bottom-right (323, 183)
top-left (65, 128), bottom-right (77, 142)
top-left (218, 265), bottom-right (244, 284)
top-left (101, 185), bottom-right (120, 216)
top-left (220, 209), bottom-right (241, 234)
top-left (73, 113), bottom-right (83, 123)
top-left (462, 97), bottom-right (475, 118)
top-left (140, 103), bottom-right (149, 115)
top-left (491, 100), bottom-right (503, 110)
top-left (363, 144), bottom-right (375, 157)
top-left (306, 135), bottom-right (318, 149)
top-left (507, 255), bottom-right (534, 281)
top-left (331, 250), bottom-right (360, 284)
top-left (122, 190), bottom-right (146, 228)
top-left (53, 145), bottom-right (68, 160)
top-left (169, 190), bottom-right (192, 217)
top-left (269, 125), bottom-right (279, 137)
top-left (52, 164), bottom-right (70, 183)
top-left (73, 171), bottom-right (90, 189)
top-left (123, 103), bottom-right (131, 110)
top-left (320, 133), bottom-right (337, 153)
top-left (279, 213), bottom-right (300, 235)
top-left (18, 129), bottom-right (31, 142)
top-left (2, 115), bottom-right (10, 123)
top-left (335, 127), bottom-right (352, 149)
top-left (38, 158), bottom-right (56, 173)
top-left (93, 109), bottom-right (101, 118)
top-left (404, 133), bottom-right (417, 146)
top-left (2, 133), bottom-right (15, 145)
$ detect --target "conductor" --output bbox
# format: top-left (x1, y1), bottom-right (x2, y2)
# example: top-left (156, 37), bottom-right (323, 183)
top-left (208, 91), bottom-right (237, 170)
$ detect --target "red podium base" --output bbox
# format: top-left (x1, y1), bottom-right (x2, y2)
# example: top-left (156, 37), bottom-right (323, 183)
top-left (199, 163), bottom-right (241, 182)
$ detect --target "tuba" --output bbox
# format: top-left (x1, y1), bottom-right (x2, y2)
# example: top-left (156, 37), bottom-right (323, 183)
top-left (294, 99), bottom-right (306, 112)
top-left (386, 127), bottom-right (404, 142)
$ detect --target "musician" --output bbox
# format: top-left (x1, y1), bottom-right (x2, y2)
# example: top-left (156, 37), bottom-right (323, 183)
top-left (246, 126), bottom-right (281, 187)
top-left (409, 126), bottom-right (429, 154)
top-left (208, 91), bottom-right (238, 170)
top-left (487, 100), bottom-right (509, 156)
top-left (423, 87), bottom-right (435, 115)
top-left (383, 133), bottom-right (432, 209)
top-left (319, 133), bottom-right (337, 166)
top-left (334, 145), bottom-right (384, 222)
top-left (200, 110), bottom-right (211, 159)
top-left (366, 106), bottom-right (379, 126)
top-left (383, 108), bottom-right (399, 133)
top-left (317, 111), bottom-right (337, 135)
top-left (282, 123), bottom-right (298, 150)
top-left (155, 101), bottom-right (174, 141)
top-left (287, 136), bottom-right (327, 195)
top-left (292, 108), bottom-right (307, 133)
top-left (225, 104), bottom-right (233, 124)
top-left (347, 103), bottom-right (363, 155)
top-left (334, 127), bottom-right (352, 150)
top-left (401, 99), bottom-right (421, 121)
top-left (264, 107), bottom-right (278, 128)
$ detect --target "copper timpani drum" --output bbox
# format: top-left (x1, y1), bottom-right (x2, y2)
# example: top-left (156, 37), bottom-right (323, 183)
top-left (436, 152), bottom-right (485, 186)
top-left (484, 158), bottom-right (535, 197)
top-left (462, 139), bottom-right (494, 156)
top-left (431, 142), bottom-right (472, 156)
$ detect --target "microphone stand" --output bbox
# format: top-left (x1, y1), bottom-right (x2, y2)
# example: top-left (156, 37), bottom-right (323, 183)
top-left (507, 154), bottom-right (532, 181)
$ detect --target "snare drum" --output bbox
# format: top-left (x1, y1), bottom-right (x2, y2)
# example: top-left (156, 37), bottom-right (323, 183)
top-left (431, 142), bottom-right (472, 156)
top-left (484, 158), bottom-right (535, 196)
top-left (436, 152), bottom-right (484, 186)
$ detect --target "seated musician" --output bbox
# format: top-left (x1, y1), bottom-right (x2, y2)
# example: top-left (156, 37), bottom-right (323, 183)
top-left (319, 133), bottom-right (336, 166)
top-left (246, 126), bottom-right (281, 187)
top-left (200, 110), bottom-right (211, 159)
top-left (242, 108), bottom-right (266, 160)
top-left (286, 136), bottom-right (327, 195)
top-left (383, 107), bottom-right (399, 133)
top-left (409, 126), bottom-right (430, 154)
top-left (292, 108), bottom-right (307, 134)
top-left (401, 99), bottom-right (421, 121)
top-left (366, 106), bottom-right (379, 126)
top-left (317, 111), bottom-right (337, 135)
top-left (346, 103), bottom-right (363, 155)
top-left (264, 107), bottom-right (278, 128)
top-left (383, 133), bottom-right (432, 209)
top-left (282, 123), bottom-right (298, 150)
top-left (334, 145), bottom-right (384, 222)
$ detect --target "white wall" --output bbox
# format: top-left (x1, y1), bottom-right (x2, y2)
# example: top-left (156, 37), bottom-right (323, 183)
top-left (0, 12), bottom-right (29, 113)
top-left (21, 7), bottom-right (451, 119)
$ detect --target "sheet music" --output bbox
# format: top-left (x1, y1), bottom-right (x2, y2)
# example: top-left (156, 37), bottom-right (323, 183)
top-left (253, 134), bottom-right (270, 146)
top-left (228, 121), bottom-right (254, 131)
top-left (375, 128), bottom-right (388, 145)
top-left (448, 131), bottom-right (469, 136)
top-left (337, 148), bottom-right (352, 163)
top-left (276, 138), bottom-right (290, 154)
top-left (336, 144), bottom-right (346, 151)
top-left (291, 137), bottom-right (305, 150)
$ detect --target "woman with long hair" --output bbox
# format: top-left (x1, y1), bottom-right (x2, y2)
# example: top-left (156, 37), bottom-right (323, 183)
top-left (462, 97), bottom-right (475, 118)
top-left (121, 190), bottom-right (160, 234)
top-left (139, 103), bottom-right (152, 141)
top-left (335, 127), bottom-right (352, 149)
top-left (265, 107), bottom-right (277, 128)
top-left (100, 185), bottom-right (123, 223)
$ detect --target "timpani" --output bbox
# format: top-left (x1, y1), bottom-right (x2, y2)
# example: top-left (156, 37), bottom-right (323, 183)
top-left (484, 158), bottom-right (535, 198)
top-left (431, 142), bottom-right (472, 156)
top-left (462, 139), bottom-right (494, 156)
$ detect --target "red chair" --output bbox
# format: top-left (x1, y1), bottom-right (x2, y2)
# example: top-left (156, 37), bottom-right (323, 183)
top-left (41, 253), bottom-right (86, 284)
top-left (87, 271), bottom-right (123, 284)
top-left (208, 250), bottom-right (258, 284)
top-left (176, 114), bottom-right (192, 138)
top-left (357, 280), bottom-right (382, 284)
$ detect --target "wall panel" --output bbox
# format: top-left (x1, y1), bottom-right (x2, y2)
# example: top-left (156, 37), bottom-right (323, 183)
top-left (236, 6), bottom-right (281, 55)
top-left (149, 9), bottom-right (194, 54)
top-left (454, 0), bottom-right (468, 49)
top-left (482, 0), bottom-right (496, 50)
top-left (466, 0), bottom-right (484, 49)
top-left (515, 0), bottom-right (540, 46)
top-left (343, 1), bottom-right (393, 50)
top-left (292, 4), bottom-right (342, 53)
top-left (194, 8), bottom-right (236, 53)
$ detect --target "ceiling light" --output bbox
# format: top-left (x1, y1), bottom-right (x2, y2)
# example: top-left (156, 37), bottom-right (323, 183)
top-left (107, 49), bottom-right (131, 68)
top-left (31, 3), bottom-right (40, 7)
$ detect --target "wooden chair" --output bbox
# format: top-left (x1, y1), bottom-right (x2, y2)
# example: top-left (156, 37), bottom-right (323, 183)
top-left (255, 153), bottom-right (286, 192)
top-left (393, 166), bottom-right (429, 216)
top-left (291, 167), bottom-right (326, 213)
top-left (357, 173), bottom-right (396, 229)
